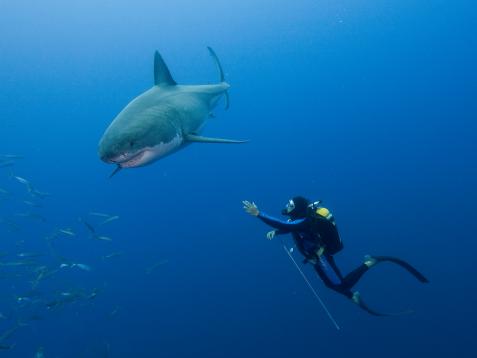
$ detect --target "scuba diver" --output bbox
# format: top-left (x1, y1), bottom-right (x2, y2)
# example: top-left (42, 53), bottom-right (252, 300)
top-left (242, 196), bottom-right (429, 316)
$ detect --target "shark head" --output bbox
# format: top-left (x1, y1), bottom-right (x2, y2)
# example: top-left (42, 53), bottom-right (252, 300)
top-left (98, 113), bottom-right (184, 169)
top-left (98, 50), bottom-right (187, 171)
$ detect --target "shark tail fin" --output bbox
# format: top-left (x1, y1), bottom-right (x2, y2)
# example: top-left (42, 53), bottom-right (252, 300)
top-left (207, 46), bottom-right (229, 110)
top-left (154, 51), bottom-right (177, 86)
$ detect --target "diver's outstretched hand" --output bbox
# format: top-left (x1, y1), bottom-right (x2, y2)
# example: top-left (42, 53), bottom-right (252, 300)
top-left (242, 200), bottom-right (259, 216)
top-left (266, 230), bottom-right (276, 240)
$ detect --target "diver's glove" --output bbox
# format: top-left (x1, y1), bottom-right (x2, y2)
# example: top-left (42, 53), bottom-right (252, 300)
top-left (266, 230), bottom-right (276, 240)
top-left (242, 200), bottom-right (259, 216)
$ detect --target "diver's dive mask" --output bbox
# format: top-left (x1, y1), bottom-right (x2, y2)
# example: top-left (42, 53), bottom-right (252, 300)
top-left (281, 199), bottom-right (296, 215)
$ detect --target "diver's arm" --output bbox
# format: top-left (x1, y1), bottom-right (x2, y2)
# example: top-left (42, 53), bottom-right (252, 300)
top-left (243, 200), bottom-right (307, 232)
top-left (257, 212), bottom-right (307, 232)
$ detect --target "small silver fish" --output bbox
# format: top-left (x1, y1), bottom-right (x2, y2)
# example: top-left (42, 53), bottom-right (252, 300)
top-left (30, 189), bottom-right (51, 199)
top-left (14, 176), bottom-right (30, 185)
top-left (60, 263), bottom-right (92, 272)
top-left (0, 154), bottom-right (23, 160)
top-left (108, 306), bottom-right (120, 318)
top-left (74, 263), bottom-right (92, 272)
top-left (96, 236), bottom-right (112, 242)
top-left (23, 200), bottom-right (42, 208)
top-left (100, 215), bottom-right (119, 225)
top-left (89, 212), bottom-right (112, 218)
top-left (58, 228), bottom-right (75, 236)
top-left (102, 251), bottom-right (122, 260)
top-left (87, 288), bottom-right (100, 300)
top-left (79, 218), bottom-right (96, 234)
top-left (146, 259), bottom-right (169, 274)
top-left (0, 260), bottom-right (37, 267)
top-left (17, 252), bottom-right (43, 258)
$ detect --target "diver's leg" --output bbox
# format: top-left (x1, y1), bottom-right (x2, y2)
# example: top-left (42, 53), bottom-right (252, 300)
top-left (324, 255), bottom-right (344, 281)
top-left (340, 262), bottom-right (372, 289)
top-left (313, 256), bottom-right (353, 299)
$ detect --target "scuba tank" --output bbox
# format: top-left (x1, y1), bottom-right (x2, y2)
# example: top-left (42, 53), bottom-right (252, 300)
top-left (306, 201), bottom-right (344, 255)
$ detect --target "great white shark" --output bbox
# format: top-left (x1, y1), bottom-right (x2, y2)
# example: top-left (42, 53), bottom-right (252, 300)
top-left (98, 47), bottom-right (246, 177)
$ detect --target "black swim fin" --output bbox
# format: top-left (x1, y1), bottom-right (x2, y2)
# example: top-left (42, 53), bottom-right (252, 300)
top-left (351, 292), bottom-right (414, 317)
top-left (373, 256), bottom-right (429, 283)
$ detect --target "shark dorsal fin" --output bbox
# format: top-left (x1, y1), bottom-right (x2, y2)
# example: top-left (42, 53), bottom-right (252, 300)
top-left (154, 51), bottom-right (176, 86)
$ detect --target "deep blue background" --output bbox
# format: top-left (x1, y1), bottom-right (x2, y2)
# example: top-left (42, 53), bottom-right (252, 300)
top-left (0, 1), bottom-right (476, 357)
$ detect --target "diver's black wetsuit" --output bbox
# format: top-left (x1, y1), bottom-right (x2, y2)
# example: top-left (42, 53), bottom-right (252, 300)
top-left (258, 212), bottom-right (369, 299)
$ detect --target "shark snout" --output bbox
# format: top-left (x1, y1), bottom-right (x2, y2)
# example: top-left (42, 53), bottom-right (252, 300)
top-left (99, 150), bottom-right (119, 164)
top-left (100, 154), bottom-right (113, 163)
top-left (98, 140), bottom-right (134, 164)
top-left (98, 141), bottom-right (114, 163)
top-left (98, 149), bottom-right (128, 164)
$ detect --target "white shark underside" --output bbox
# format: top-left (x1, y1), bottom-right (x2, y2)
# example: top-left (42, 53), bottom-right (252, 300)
top-left (98, 47), bottom-right (245, 176)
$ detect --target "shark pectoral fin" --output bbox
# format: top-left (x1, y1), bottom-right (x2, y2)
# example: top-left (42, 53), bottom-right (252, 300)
top-left (154, 51), bottom-right (177, 86)
top-left (185, 134), bottom-right (248, 144)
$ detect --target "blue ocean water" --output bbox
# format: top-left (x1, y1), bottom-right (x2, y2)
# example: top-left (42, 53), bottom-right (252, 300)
top-left (0, 0), bottom-right (476, 356)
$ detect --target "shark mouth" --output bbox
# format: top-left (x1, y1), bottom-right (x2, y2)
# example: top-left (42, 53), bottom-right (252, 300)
top-left (110, 135), bottom-right (183, 169)
top-left (119, 150), bottom-right (146, 168)
top-left (107, 150), bottom-right (145, 168)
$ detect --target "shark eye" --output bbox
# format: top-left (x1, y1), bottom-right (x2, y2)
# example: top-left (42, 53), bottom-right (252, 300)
top-left (129, 141), bottom-right (135, 147)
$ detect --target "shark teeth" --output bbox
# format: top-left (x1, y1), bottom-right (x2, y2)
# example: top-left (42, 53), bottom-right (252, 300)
top-left (119, 150), bottom-right (146, 168)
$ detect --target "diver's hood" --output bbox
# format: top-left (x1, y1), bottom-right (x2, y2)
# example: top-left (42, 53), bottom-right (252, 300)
top-left (281, 196), bottom-right (314, 218)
